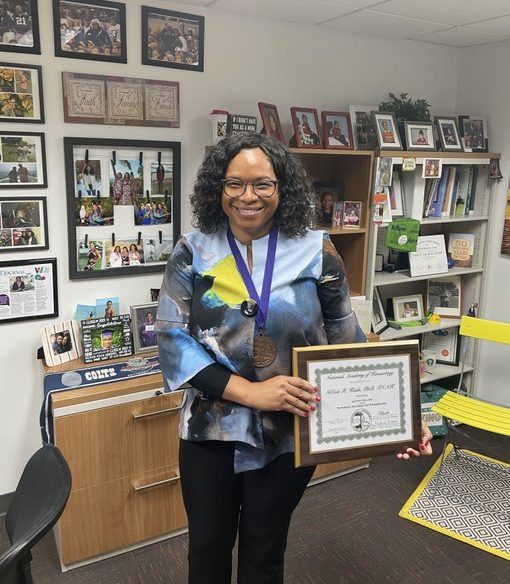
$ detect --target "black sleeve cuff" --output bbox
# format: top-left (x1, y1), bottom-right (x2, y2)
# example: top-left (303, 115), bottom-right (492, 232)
top-left (188, 363), bottom-right (232, 399)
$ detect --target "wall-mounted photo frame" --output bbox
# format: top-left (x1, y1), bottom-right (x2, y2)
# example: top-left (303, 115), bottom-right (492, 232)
top-left (458, 115), bottom-right (489, 152)
top-left (404, 121), bottom-right (434, 151)
top-left (62, 72), bottom-right (179, 127)
top-left (53, 0), bottom-right (127, 63)
top-left (290, 107), bottom-right (322, 148)
top-left (0, 131), bottom-right (47, 188)
top-left (427, 276), bottom-right (462, 318)
top-left (142, 6), bottom-right (204, 72)
top-left (393, 294), bottom-right (424, 323)
top-left (0, 257), bottom-right (58, 325)
top-left (422, 328), bottom-right (460, 366)
top-left (41, 319), bottom-right (82, 367)
top-left (371, 287), bottom-right (388, 334)
top-left (258, 102), bottom-right (284, 143)
top-left (82, 314), bottom-right (133, 363)
top-left (313, 182), bottom-right (344, 228)
top-left (64, 137), bottom-right (181, 280)
top-left (131, 301), bottom-right (158, 354)
top-left (434, 116), bottom-right (463, 152)
top-left (0, 63), bottom-right (44, 123)
top-left (0, 0), bottom-right (40, 54)
top-left (373, 111), bottom-right (402, 150)
top-left (0, 196), bottom-right (48, 252)
top-left (349, 104), bottom-right (377, 150)
top-left (321, 111), bottom-right (353, 150)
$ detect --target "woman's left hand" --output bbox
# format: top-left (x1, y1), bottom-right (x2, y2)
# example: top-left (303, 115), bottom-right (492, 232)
top-left (396, 421), bottom-right (433, 461)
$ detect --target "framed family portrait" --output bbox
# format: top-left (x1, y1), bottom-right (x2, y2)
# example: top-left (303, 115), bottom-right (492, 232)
top-left (258, 102), bottom-right (284, 143)
top-left (0, 0), bottom-right (40, 54)
top-left (0, 131), bottom-right (47, 188)
top-left (313, 182), bottom-right (343, 228)
top-left (131, 302), bottom-right (158, 354)
top-left (53, 0), bottom-right (127, 63)
top-left (427, 275), bottom-right (462, 318)
top-left (64, 137), bottom-right (181, 280)
top-left (349, 105), bottom-right (377, 150)
top-left (342, 201), bottom-right (362, 228)
top-left (41, 319), bottom-right (82, 367)
top-left (321, 111), bottom-right (353, 150)
top-left (373, 112), bottom-right (402, 150)
top-left (293, 340), bottom-right (422, 466)
top-left (0, 196), bottom-right (48, 252)
top-left (393, 294), bottom-right (424, 323)
top-left (62, 72), bottom-right (180, 127)
top-left (290, 107), bottom-right (322, 148)
top-left (435, 116), bottom-right (463, 152)
top-left (404, 122), bottom-right (434, 151)
top-left (458, 115), bottom-right (488, 152)
top-left (0, 63), bottom-right (44, 123)
top-left (142, 6), bottom-right (204, 72)
top-left (82, 314), bottom-right (133, 363)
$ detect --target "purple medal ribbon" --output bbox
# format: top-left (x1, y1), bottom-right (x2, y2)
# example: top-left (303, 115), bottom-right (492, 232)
top-left (226, 224), bottom-right (278, 332)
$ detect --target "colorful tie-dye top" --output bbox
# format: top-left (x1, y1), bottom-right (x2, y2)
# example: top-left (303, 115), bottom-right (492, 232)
top-left (156, 225), bottom-right (365, 472)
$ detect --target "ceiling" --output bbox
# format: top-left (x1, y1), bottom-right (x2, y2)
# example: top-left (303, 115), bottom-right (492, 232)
top-left (173, 0), bottom-right (510, 47)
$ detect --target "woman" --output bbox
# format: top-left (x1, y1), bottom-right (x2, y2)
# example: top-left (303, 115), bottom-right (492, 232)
top-left (157, 133), bottom-right (431, 584)
top-left (128, 243), bottom-right (141, 265)
top-left (109, 245), bottom-right (122, 268)
top-left (84, 241), bottom-right (100, 271)
top-left (121, 246), bottom-right (130, 266)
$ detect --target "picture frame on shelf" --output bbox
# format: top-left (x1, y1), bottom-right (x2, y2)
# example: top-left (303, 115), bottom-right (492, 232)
top-left (64, 137), bottom-right (181, 280)
top-left (41, 319), bottom-right (82, 367)
top-left (388, 171), bottom-right (404, 216)
top-left (393, 294), bottom-right (424, 323)
top-left (130, 302), bottom-right (158, 354)
top-left (141, 6), bottom-right (204, 72)
top-left (0, 0), bottom-right (40, 54)
top-left (371, 287), bottom-right (388, 334)
top-left (458, 115), bottom-right (488, 152)
top-left (427, 275), bottom-right (462, 318)
top-left (321, 111), bottom-right (353, 150)
top-left (62, 72), bottom-right (180, 128)
top-left (375, 156), bottom-right (393, 188)
top-left (0, 131), bottom-right (47, 188)
top-left (422, 328), bottom-right (460, 366)
top-left (313, 182), bottom-right (344, 228)
top-left (0, 63), bottom-right (44, 123)
top-left (82, 314), bottom-right (133, 363)
top-left (349, 104), bottom-right (377, 150)
top-left (404, 121), bottom-right (435, 151)
top-left (53, 0), bottom-right (127, 63)
top-left (0, 257), bottom-right (58, 325)
top-left (434, 116), bottom-right (463, 152)
top-left (422, 158), bottom-right (442, 179)
top-left (372, 111), bottom-right (402, 150)
top-left (342, 201), bottom-right (362, 228)
top-left (0, 196), bottom-right (48, 252)
top-left (290, 107), bottom-right (322, 148)
top-left (258, 102), bottom-right (285, 143)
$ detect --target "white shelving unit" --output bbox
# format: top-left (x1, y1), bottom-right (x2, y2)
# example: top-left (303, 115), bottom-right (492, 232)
top-left (366, 151), bottom-right (500, 392)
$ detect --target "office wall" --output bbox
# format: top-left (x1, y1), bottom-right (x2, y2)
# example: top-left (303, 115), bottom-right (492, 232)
top-left (0, 0), bottom-right (461, 495)
top-left (456, 42), bottom-right (510, 407)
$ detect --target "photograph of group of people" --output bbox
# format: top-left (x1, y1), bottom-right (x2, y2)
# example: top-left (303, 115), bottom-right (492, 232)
top-left (0, 0), bottom-right (35, 47)
top-left (0, 134), bottom-right (40, 184)
top-left (0, 65), bottom-right (35, 120)
top-left (0, 198), bottom-right (44, 249)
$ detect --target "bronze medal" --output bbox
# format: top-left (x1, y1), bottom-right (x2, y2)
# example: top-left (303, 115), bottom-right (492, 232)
top-left (253, 332), bottom-right (277, 367)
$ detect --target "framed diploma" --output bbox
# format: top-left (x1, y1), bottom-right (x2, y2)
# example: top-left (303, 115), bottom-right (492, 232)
top-left (293, 340), bottom-right (422, 467)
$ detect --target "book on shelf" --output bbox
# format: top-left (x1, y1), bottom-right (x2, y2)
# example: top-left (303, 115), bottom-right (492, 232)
top-left (422, 165), bottom-right (479, 219)
top-left (447, 232), bottom-right (475, 267)
top-left (428, 167), bottom-right (450, 218)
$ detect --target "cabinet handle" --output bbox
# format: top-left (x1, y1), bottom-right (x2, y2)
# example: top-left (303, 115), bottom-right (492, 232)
top-left (133, 473), bottom-right (181, 493)
top-left (132, 404), bottom-right (182, 420)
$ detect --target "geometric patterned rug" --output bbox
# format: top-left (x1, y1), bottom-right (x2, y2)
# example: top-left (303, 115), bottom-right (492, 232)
top-left (399, 445), bottom-right (510, 561)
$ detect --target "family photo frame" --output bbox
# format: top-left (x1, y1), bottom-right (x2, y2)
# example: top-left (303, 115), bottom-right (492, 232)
top-left (64, 137), bottom-right (181, 280)
top-left (321, 111), bottom-right (353, 150)
top-left (0, 131), bottom-right (47, 188)
top-left (41, 319), bottom-right (82, 367)
top-left (290, 107), bottom-right (322, 148)
top-left (53, 0), bottom-right (127, 63)
top-left (0, 62), bottom-right (44, 123)
top-left (131, 301), bottom-right (158, 354)
top-left (393, 294), bottom-right (425, 323)
top-left (0, 0), bottom-right (40, 54)
top-left (373, 111), bottom-right (402, 150)
top-left (0, 196), bottom-right (48, 252)
top-left (142, 6), bottom-right (204, 72)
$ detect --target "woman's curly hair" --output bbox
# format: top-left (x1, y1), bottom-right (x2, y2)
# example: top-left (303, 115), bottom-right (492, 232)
top-left (190, 132), bottom-right (314, 237)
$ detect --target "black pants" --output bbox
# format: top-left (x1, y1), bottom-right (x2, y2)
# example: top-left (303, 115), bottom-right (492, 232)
top-left (179, 439), bottom-right (316, 584)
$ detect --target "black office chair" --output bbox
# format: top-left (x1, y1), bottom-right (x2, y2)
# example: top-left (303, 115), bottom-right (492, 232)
top-left (0, 445), bottom-right (71, 584)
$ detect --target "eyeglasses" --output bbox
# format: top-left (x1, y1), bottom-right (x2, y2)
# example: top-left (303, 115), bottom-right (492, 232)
top-left (221, 179), bottom-right (278, 199)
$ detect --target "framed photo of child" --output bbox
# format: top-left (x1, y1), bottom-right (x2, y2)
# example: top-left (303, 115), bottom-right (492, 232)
top-left (321, 111), bottom-right (353, 150)
top-left (342, 201), bottom-right (362, 228)
top-left (290, 107), bottom-right (322, 148)
top-left (258, 102), bottom-right (285, 143)
top-left (313, 182), bottom-right (343, 228)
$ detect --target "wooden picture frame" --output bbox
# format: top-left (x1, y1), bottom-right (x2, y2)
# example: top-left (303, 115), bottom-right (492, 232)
top-left (373, 111), bottom-right (402, 150)
top-left (64, 137), bottom-right (181, 280)
top-left (427, 276), bottom-right (462, 318)
top-left (0, 0), bottom-right (40, 55)
top-left (0, 131), bottom-right (47, 188)
top-left (41, 319), bottom-right (82, 367)
top-left (371, 287), bottom-right (388, 334)
top-left (258, 102), bottom-right (285, 143)
top-left (0, 62), bottom-right (44, 123)
top-left (293, 340), bottom-right (422, 466)
top-left (321, 111), bottom-right (353, 150)
top-left (53, 0), bottom-right (127, 63)
top-left (0, 196), bottom-right (48, 252)
top-left (290, 107), bottom-right (322, 148)
top-left (434, 116), bottom-right (463, 152)
top-left (404, 121), bottom-right (435, 151)
top-left (141, 6), bottom-right (204, 72)
top-left (130, 302), bottom-right (158, 354)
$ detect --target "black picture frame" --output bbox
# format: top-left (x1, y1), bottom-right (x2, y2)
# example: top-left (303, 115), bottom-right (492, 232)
top-left (434, 116), bottom-right (463, 152)
top-left (0, 62), bottom-right (44, 123)
top-left (82, 314), bottom-right (133, 363)
top-left (64, 137), bottom-right (181, 280)
top-left (0, 131), bottom-right (47, 188)
top-left (141, 5), bottom-right (204, 72)
top-left (0, 196), bottom-right (49, 252)
top-left (53, 0), bottom-right (127, 63)
top-left (0, 257), bottom-right (58, 324)
top-left (0, 0), bottom-right (41, 55)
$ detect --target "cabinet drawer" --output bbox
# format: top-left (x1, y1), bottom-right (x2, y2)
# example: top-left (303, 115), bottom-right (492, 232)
top-left (58, 465), bottom-right (187, 564)
top-left (55, 391), bottom-right (184, 489)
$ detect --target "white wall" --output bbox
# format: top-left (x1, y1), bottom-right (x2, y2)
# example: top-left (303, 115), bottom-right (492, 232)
top-left (0, 0), bottom-right (462, 495)
top-left (455, 42), bottom-right (510, 407)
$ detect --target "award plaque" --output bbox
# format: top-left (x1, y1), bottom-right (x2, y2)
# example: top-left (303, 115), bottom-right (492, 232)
top-left (293, 340), bottom-right (422, 467)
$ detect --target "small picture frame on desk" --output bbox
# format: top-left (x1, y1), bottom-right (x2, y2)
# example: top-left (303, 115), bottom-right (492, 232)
top-left (131, 302), bottom-right (158, 354)
top-left (82, 314), bottom-right (133, 363)
top-left (393, 294), bottom-right (424, 323)
top-left (41, 319), bottom-right (82, 367)
top-left (435, 116), bottom-right (463, 152)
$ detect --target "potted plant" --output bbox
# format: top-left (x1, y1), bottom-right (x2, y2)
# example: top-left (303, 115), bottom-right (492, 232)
top-left (379, 92), bottom-right (431, 148)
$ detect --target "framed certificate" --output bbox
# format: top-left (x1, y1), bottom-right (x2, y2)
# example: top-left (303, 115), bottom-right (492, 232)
top-left (293, 340), bottom-right (422, 467)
